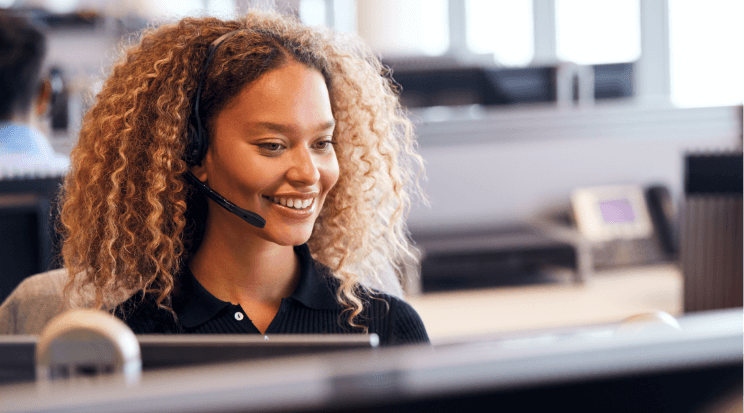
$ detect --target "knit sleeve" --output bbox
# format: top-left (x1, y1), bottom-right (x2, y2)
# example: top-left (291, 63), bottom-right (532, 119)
top-left (387, 296), bottom-right (430, 346)
top-left (0, 270), bottom-right (67, 335)
top-left (0, 290), bottom-right (19, 334)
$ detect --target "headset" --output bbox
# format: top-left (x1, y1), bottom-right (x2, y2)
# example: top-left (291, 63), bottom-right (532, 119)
top-left (184, 31), bottom-right (266, 229)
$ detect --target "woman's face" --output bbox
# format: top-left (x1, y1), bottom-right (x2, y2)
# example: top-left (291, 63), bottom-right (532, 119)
top-left (192, 60), bottom-right (339, 246)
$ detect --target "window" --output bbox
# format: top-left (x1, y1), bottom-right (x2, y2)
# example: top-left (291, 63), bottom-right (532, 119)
top-left (555, 0), bottom-right (641, 64)
top-left (356, 0), bottom-right (448, 56)
top-left (669, 0), bottom-right (744, 107)
top-left (299, 0), bottom-right (326, 26)
top-left (466, 0), bottom-right (534, 66)
top-left (38, 0), bottom-right (77, 14)
top-left (137, 0), bottom-right (206, 19)
top-left (206, 0), bottom-right (236, 19)
top-left (332, 0), bottom-right (357, 34)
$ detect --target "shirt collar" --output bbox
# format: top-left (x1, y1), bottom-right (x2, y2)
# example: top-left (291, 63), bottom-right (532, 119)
top-left (289, 243), bottom-right (340, 311)
top-left (0, 122), bottom-right (52, 156)
top-left (173, 244), bottom-right (340, 329)
top-left (173, 265), bottom-right (230, 329)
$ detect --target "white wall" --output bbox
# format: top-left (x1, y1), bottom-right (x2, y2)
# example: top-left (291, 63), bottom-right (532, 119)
top-left (407, 102), bottom-right (741, 234)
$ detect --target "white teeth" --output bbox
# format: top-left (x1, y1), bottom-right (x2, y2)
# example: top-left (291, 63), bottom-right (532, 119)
top-left (268, 197), bottom-right (314, 210)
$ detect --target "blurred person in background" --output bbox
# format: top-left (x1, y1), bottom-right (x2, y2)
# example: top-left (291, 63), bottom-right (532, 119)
top-left (0, 13), bottom-right (69, 174)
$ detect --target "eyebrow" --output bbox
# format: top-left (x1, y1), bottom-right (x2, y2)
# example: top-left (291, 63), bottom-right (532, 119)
top-left (249, 120), bottom-right (336, 134)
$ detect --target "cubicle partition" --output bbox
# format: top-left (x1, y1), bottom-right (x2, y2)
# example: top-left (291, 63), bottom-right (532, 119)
top-left (681, 153), bottom-right (743, 312)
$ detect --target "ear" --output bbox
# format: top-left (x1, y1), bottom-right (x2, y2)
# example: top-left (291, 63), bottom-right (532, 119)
top-left (189, 164), bottom-right (208, 182)
top-left (189, 154), bottom-right (210, 182)
top-left (35, 79), bottom-right (52, 117)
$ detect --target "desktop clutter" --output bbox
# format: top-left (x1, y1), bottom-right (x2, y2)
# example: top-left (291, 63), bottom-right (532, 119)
top-left (31, 307), bottom-right (684, 385)
top-left (35, 309), bottom-right (141, 385)
top-left (413, 182), bottom-right (679, 293)
top-left (0, 308), bottom-right (740, 413)
top-left (15, 307), bottom-right (688, 384)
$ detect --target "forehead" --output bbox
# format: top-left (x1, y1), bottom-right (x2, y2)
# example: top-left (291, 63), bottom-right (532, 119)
top-left (218, 61), bottom-right (333, 130)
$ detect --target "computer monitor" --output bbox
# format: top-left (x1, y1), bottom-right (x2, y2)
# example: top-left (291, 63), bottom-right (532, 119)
top-left (137, 334), bottom-right (379, 370)
top-left (384, 62), bottom-right (634, 109)
top-left (389, 66), bottom-right (557, 108)
top-left (0, 194), bottom-right (53, 304)
top-left (0, 176), bottom-right (65, 303)
top-left (0, 334), bottom-right (379, 385)
top-left (593, 62), bottom-right (634, 100)
top-left (0, 309), bottom-right (740, 412)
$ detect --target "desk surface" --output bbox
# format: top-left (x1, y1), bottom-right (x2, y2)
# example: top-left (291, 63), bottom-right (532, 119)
top-left (408, 264), bottom-right (682, 343)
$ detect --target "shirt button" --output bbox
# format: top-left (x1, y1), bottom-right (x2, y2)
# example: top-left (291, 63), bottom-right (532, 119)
top-left (234, 312), bottom-right (244, 321)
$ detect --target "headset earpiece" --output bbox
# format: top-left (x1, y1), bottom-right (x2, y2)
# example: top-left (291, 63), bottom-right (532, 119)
top-left (186, 123), bottom-right (204, 166)
top-left (185, 31), bottom-right (242, 167)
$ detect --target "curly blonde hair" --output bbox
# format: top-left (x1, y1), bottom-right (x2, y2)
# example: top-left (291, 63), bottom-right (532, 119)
top-left (60, 10), bottom-right (424, 326)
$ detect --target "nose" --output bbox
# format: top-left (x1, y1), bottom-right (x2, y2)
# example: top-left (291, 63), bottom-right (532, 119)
top-left (286, 146), bottom-right (320, 186)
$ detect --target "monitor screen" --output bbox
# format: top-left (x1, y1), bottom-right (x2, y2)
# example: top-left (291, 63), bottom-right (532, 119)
top-left (599, 198), bottom-right (636, 224)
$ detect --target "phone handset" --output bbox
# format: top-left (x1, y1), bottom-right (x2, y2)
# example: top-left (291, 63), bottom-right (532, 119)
top-left (645, 185), bottom-right (678, 258)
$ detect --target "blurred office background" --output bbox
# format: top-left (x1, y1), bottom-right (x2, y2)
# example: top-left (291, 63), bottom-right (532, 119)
top-left (0, 0), bottom-right (742, 341)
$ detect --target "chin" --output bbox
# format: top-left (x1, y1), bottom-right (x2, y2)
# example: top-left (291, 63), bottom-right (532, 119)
top-left (265, 226), bottom-right (314, 247)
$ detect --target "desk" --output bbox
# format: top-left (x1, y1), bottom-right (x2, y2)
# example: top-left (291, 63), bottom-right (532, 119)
top-left (408, 264), bottom-right (682, 343)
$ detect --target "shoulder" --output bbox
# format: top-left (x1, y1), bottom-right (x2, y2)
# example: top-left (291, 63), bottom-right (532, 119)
top-left (114, 291), bottom-right (181, 334)
top-left (0, 269), bottom-right (68, 335)
top-left (362, 291), bottom-right (430, 346)
top-left (309, 262), bottom-right (429, 345)
top-left (6, 268), bottom-right (68, 299)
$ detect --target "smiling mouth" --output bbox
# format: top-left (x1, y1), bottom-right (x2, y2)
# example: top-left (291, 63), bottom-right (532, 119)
top-left (263, 196), bottom-right (315, 210)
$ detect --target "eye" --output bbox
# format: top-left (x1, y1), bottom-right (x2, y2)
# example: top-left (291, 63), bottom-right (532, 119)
top-left (313, 139), bottom-right (335, 150)
top-left (258, 142), bottom-right (284, 152)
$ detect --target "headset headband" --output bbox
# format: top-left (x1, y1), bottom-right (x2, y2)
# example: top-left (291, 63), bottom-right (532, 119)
top-left (184, 29), bottom-right (266, 229)
top-left (189, 30), bottom-right (243, 166)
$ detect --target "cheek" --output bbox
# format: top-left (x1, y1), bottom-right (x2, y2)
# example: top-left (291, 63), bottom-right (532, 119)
top-left (222, 154), bottom-right (272, 190)
top-left (322, 157), bottom-right (340, 191)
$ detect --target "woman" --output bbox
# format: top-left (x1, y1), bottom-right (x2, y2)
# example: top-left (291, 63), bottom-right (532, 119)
top-left (59, 10), bottom-right (428, 344)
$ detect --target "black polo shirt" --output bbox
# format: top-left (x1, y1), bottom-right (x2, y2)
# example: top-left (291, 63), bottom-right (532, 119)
top-left (115, 244), bottom-right (429, 346)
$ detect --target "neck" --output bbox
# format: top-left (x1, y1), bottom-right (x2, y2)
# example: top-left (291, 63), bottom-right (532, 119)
top-left (189, 209), bottom-right (299, 306)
